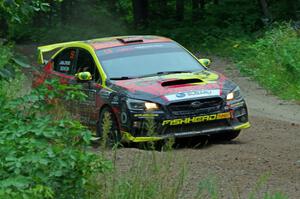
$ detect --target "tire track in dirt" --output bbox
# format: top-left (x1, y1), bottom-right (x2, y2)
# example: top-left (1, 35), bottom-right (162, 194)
top-left (112, 57), bottom-right (300, 198)
top-left (16, 45), bottom-right (300, 198)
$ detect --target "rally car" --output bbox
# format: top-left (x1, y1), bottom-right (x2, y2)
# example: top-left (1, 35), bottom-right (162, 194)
top-left (34, 35), bottom-right (250, 144)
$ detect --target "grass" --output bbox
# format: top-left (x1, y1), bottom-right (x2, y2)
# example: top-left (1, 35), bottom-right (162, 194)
top-left (92, 114), bottom-right (288, 199)
top-left (96, 151), bottom-right (187, 199)
top-left (5, 8), bottom-right (296, 197)
top-left (233, 23), bottom-right (300, 101)
top-left (85, 146), bottom-right (289, 199)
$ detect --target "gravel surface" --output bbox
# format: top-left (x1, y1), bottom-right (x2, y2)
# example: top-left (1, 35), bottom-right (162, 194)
top-left (17, 45), bottom-right (300, 198)
top-left (108, 57), bottom-right (300, 198)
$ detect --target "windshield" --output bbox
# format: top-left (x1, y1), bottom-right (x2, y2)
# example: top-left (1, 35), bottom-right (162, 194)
top-left (96, 42), bottom-right (205, 79)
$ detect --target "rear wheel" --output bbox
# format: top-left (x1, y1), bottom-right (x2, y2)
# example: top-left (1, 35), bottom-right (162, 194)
top-left (96, 107), bottom-right (121, 147)
top-left (211, 130), bottom-right (241, 141)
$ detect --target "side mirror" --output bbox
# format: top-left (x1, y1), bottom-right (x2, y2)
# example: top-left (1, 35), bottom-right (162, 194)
top-left (199, 58), bottom-right (211, 68)
top-left (75, 71), bottom-right (92, 81)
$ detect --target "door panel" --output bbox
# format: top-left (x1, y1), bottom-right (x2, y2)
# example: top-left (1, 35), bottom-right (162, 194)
top-left (43, 47), bottom-right (103, 128)
top-left (73, 49), bottom-right (103, 126)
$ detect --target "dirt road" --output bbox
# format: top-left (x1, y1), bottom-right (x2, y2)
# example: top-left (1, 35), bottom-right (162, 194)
top-left (111, 57), bottom-right (300, 198)
top-left (17, 45), bottom-right (299, 198)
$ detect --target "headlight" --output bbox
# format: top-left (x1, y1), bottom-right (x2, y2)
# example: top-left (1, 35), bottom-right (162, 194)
top-left (126, 98), bottom-right (159, 111)
top-left (226, 86), bottom-right (241, 101)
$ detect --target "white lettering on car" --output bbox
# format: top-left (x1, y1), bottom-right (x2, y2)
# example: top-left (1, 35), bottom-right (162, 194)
top-left (59, 60), bottom-right (71, 65)
top-left (165, 89), bottom-right (220, 101)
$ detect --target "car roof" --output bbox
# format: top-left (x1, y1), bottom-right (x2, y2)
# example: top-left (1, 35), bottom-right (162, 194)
top-left (37, 35), bottom-right (173, 64)
top-left (85, 35), bottom-right (173, 50)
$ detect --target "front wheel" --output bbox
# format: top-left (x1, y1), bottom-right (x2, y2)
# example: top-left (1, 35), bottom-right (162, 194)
top-left (96, 107), bottom-right (121, 147)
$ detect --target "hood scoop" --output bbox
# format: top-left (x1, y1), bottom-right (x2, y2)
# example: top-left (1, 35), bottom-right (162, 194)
top-left (161, 78), bottom-right (203, 87)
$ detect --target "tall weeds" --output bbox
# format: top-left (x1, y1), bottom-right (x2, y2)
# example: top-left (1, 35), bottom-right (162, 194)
top-left (236, 23), bottom-right (300, 100)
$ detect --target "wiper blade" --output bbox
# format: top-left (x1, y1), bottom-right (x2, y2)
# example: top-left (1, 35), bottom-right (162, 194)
top-left (156, 70), bottom-right (191, 75)
top-left (110, 71), bottom-right (192, 80)
top-left (110, 76), bottom-right (135, 80)
top-left (139, 70), bottom-right (192, 78)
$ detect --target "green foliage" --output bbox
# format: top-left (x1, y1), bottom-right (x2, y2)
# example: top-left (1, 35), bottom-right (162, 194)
top-left (236, 23), bottom-right (300, 100)
top-left (194, 174), bottom-right (288, 199)
top-left (16, 0), bottom-right (128, 43)
top-left (128, 0), bottom-right (258, 55)
top-left (0, 45), bottom-right (111, 198)
top-left (0, 43), bottom-right (15, 80)
top-left (195, 176), bottom-right (219, 199)
top-left (91, 151), bottom-right (187, 199)
top-left (115, 0), bottom-right (133, 22)
top-left (100, 112), bottom-right (113, 149)
top-left (0, 0), bottom-right (53, 39)
top-left (263, 192), bottom-right (288, 199)
top-left (0, 0), bottom-right (50, 23)
top-left (144, 118), bottom-right (157, 149)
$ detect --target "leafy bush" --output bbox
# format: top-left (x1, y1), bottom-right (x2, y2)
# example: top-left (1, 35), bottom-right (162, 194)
top-left (0, 44), bottom-right (15, 80)
top-left (236, 23), bottom-right (300, 100)
top-left (0, 46), bottom-right (111, 198)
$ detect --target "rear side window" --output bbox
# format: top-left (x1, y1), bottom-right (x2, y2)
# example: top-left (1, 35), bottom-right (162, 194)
top-left (53, 48), bottom-right (77, 74)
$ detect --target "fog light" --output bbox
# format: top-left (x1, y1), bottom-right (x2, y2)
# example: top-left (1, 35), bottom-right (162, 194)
top-left (234, 108), bottom-right (247, 118)
top-left (133, 121), bottom-right (141, 128)
top-left (238, 115), bottom-right (248, 123)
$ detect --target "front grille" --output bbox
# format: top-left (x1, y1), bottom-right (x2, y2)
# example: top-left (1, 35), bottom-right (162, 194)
top-left (162, 119), bottom-right (229, 135)
top-left (168, 97), bottom-right (224, 116)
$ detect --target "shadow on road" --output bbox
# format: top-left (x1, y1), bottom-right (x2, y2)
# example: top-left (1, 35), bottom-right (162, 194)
top-left (121, 135), bottom-right (246, 151)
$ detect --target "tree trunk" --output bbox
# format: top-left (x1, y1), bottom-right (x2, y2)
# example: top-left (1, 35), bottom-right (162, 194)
top-left (159, 0), bottom-right (168, 16)
top-left (60, 1), bottom-right (68, 24)
top-left (284, 0), bottom-right (297, 20)
top-left (192, 0), bottom-right (199, 19)
top-left (0, 16), bottom-right (8, 38)
top-left (32, 11), bottom-right (43, 28)
top-left (132, 0), bottom-right (148, 26)
top-left (199, 0), bottom-right (205, 9)
top-left (257, 0), bottom-right (272, 20)
top-left (213, 0), bottom-right (219, 5)
top-left (176, 0), bottom-right (185, 21)
top-left (108, 0), bottom-right (117, 11)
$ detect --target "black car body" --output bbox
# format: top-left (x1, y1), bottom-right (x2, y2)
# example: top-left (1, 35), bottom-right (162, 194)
top-left (35, 36), bottom-right (250, 143)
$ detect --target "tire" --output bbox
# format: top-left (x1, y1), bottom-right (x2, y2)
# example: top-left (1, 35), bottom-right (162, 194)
top-left (211, 130), bottom-right (241, 141)
top-left (96, 107), bottom-right (121, 147)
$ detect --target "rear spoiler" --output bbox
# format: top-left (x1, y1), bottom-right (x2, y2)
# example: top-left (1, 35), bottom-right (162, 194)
top-left (37, 41), bottom-right (79, 65)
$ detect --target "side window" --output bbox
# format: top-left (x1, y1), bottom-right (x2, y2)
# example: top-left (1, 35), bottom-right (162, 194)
top-left (76, 49), bottom-right (101, 82)
top-left (53, 48), bottom-right (77, 74)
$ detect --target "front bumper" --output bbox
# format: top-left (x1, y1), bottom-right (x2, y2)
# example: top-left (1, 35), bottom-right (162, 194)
top-left (122, 121), bottom-right (250, 142)
top-left (120, 98), bottom-right (250, 143)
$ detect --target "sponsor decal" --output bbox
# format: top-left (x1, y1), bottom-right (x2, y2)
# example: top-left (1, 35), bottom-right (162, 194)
top-left (165, 89), bottom-right (220, 101)
top-left (121, 112), bottom-right (128, 123)
top-left (59, 66), bottom-right (70, 71)
top-left (99, 90), bottom-right (111, 99)
top-left (134, 113), bottom-right (159, 118)
top-left (135, 44), bottom-right (164, 49)
top-left (162, 112), bottom-right (231, 126)
top-left (176, 93), bottom-right (186, 98)
top-left (111, 95), bottom-right (119, 105)
top-left (59, 60), bottom-right (71, 65)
